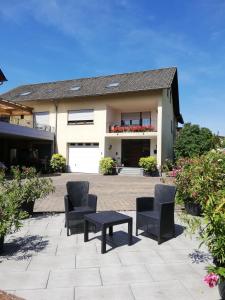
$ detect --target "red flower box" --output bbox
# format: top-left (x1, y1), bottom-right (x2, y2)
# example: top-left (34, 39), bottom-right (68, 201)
top-left (110, 125), bottom-right (155, 133)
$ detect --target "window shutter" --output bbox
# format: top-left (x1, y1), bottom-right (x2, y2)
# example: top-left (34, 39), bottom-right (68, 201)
top-left (68, 109), bottom-right (94, 122)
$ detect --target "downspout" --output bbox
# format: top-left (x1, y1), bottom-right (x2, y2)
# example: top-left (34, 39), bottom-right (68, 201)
top-left (53, 100), bottom-right (58, 154)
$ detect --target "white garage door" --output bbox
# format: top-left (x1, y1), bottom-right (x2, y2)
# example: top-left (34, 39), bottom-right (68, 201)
top-left (68, 143), bottom-right (100, 173)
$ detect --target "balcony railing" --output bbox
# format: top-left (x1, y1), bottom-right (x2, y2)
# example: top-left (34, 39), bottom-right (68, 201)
top-left (0, 118), bottom-right (55, 133)
top-left (109, 124), bottom-right (156, 133)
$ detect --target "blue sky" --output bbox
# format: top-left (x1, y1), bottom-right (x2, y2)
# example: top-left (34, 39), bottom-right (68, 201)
top-left (0, 0), bottom-right (225, 135)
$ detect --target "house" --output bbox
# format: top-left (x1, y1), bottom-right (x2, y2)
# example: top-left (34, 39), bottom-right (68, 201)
top-left (0, 67), bottom-right (183, 173)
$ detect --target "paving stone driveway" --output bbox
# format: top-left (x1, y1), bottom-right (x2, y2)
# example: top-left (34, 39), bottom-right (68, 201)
top-left (0, 212), bottom-right (219, 300)
top-left (34, 173), bottom-right (161, 212)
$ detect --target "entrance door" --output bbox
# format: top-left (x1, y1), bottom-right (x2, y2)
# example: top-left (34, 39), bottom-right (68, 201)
top-left (122, 139), bottom-right (150, 167)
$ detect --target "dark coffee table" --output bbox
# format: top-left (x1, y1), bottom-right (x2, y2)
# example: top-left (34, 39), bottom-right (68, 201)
top-left (84, 211), bottom-right (133, 254)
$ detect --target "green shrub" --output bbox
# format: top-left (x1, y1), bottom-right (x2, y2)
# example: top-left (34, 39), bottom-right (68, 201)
top-left (175, 150), bottom-right (225, 206)
top-left (50, 154), bottom-right (66, 172)
top-left (174, 123), bottom-right (216, 160)
top-left (139, 156), bottom-right (157, 173)
top-left (0, 170), bottom-right (27, 238)
top-left (99, 157), bottom-right (115, 175)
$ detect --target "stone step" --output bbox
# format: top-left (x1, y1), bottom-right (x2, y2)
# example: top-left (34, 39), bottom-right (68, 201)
top-left (118, 167), bottom-right (143, 176)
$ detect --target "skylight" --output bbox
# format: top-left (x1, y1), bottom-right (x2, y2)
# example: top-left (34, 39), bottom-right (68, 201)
top-left (20, 91), bottom-right (31, 96)
top-left (106, 82), bottom-right (119, 88)
top-left (70, 86), bottom-right (80, 91)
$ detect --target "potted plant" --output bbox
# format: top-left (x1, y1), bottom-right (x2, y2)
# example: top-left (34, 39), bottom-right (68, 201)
top-left (138, 156), bottom-right (157, 176)
top-left (0, 170), bottom-right (27, 253)
top-left (202, 190), bottom-right (225, 299)
top-left (178, 166), bottom-right (225, 298)
top-left (11, 166), bottom-right (55, 215)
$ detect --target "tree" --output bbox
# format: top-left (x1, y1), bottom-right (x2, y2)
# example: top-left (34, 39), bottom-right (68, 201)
top-left (174, 123), bottom-right (215, 159)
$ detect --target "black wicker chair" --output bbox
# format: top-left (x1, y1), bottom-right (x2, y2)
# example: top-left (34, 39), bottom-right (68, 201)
top-left (136, 184), bottom-right (176, 244)
top-left (64, 181), bottom-right (97, 236)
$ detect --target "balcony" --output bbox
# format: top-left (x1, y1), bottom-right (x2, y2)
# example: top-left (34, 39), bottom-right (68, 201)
top-left (0, 98), bottom-right (55, 136)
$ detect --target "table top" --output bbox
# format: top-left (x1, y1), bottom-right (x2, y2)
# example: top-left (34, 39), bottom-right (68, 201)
top-left (84, 211), bottom-right (132, 226)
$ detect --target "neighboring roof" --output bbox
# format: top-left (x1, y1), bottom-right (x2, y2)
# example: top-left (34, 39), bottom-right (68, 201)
top-left (0, 67), bottom-right (183, 123)
top-left (0, 69), bottom-right (7, 83)
top-left (0, 98), bottom-right (33, 116)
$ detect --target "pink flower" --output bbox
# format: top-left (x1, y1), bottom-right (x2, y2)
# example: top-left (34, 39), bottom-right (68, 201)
top-left (203, 273), bottom-right (219, 288)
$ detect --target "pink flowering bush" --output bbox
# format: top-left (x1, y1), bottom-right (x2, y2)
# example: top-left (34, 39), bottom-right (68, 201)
top-left (175, 151), bottom-right (225, 206)
top-left (203, 273), bottom-right (219, 288)
top-left (204, 266), bottom-right (225, 289)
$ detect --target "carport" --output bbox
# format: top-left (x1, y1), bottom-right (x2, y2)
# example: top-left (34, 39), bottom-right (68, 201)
top-left (0, 98), bottom-right (54, 170)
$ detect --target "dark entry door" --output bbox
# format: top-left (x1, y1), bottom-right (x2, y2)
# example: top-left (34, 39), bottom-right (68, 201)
top-left (122, 139), bottom-right (150, 167)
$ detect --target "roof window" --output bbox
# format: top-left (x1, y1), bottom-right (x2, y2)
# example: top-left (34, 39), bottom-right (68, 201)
top-left (20, 91), bottom-right (31, 96)
top-left (70, 86), bottom-right (80, 91)
top-left (106, 82), bottom-right (119, 88)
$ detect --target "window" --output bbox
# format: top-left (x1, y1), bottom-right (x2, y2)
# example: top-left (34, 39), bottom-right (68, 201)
top-left (68, 109), bottom-right (94, 125)
top-left (70, 86), bottom-right (80, 91)
top-left (121, 112), bottom-right (140, 126)
top-left (106, 82), bottom-right (119, 88)
top-left (20, 91), bottom-right (31, 96)
top-left (121, 112), bottom-right (151, 126)
top-left (34, 112), bottom-right (49, 126)
top-left (142, 112), bottom-right (151, 126)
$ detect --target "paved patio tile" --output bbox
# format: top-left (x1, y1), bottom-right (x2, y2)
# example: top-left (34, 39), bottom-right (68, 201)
top-left (131, 280), bottom-right (193, 300)
top-left (0, 271), bottom-right (49, 290)
top-left (76, 253), bottom-right (121, 268)
top-left (179, 274), bottom-right (220, 300)
top-left (146, 263), bottom-right (198, 281)
top-left (118, 250), bottom-right (164, 265)
top-left (157, 249), bottom-right (191, 263)
top-left (75, 286), bottom-right (134, 300)
top-left (28, 255), bottom-right (76, 270)
top-left (0, 258), bottom-right (31, 271)
top-left (56, 243), bottom-right (97, 256)
top-left (14, 288), bottom-right (74, 300)
top-left (47, 268), bottom-right (101, 288)
top-left (100, 265), bottom-right (153, 285)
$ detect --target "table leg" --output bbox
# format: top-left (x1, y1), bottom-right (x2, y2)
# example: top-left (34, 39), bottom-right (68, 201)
top-left (84, 219), bottom-right (89, 242)
top-left (128, 220), bottom-right (133, 246)
top-left (109, 226), bottom-right (113, 236)
top-left (101, 226), bottom-right (106, 254)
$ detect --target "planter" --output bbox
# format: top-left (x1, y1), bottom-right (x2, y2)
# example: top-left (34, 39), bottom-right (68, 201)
top-left (21, 201), bottom-right (35, 215)
top-left (184, 199), bottom-right (202, 216)
top-left (219, 281), bottom-right (225, 299)
top-left (0, 235), bottom-right (4, 254)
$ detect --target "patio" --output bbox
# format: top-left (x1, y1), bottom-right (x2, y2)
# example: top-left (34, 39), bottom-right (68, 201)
top-left (0, 212), bottom-right (219, 300)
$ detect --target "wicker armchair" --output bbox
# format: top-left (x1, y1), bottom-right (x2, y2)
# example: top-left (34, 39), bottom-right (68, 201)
top-left (64, 181), bottom-right (97, 236)
top-left (136, 184), bottom-right (176, 244)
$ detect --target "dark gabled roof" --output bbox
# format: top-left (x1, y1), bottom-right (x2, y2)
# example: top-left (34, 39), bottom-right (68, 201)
top-left (0, 67), bottom-right (183, 123)
top-left (0, 69), bottom-right (7, 83)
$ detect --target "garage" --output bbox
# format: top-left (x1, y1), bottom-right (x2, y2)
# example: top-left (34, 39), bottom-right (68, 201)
top-left (68, 143), bottom-right (100, 173)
